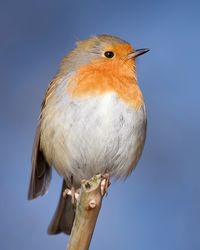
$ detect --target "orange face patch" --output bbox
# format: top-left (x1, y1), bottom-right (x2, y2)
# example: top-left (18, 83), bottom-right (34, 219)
top-left (67, 43), bottom-right (144, 109)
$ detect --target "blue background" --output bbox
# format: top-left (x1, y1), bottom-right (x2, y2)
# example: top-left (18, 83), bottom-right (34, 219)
top-left (1, 0), bottom-right (200, 249)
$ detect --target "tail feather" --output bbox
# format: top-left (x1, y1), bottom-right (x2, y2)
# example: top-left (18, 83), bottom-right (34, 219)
top-left (48, 180), bottom-right (75, 235)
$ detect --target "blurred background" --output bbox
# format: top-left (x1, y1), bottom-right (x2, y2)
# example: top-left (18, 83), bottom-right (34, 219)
top-left (1, 0), bottom-right (200, 249)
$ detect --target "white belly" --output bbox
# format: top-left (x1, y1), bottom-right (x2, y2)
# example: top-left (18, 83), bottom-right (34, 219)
top-left (40, 92), bottom-right (146, 185)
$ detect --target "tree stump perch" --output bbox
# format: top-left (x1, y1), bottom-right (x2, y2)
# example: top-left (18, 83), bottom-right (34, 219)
top-left (67, 174), bottom-right (106, 250)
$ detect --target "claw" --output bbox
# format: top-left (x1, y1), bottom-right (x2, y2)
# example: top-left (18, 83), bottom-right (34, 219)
top-left (62, 175), bottom-right (80, 204)
top-left (63, 188), bottom-right (80, 201)
top-left (101, 174), bottom-right (110, 196)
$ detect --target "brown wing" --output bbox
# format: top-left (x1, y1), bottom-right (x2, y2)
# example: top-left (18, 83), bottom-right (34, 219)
top-left (27, 80), bottom-right (57, 200)
top-left (27, 122), bottom-right (52, 200)
top-left (28, 75), bottom-right (66, 199)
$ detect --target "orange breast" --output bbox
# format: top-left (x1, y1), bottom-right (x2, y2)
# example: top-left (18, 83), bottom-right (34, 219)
top-left (67, 57), bottom-right (144, 109)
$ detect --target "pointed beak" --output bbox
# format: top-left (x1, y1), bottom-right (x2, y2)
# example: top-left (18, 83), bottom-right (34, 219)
top-left (128, 48), bottom-right (150, 59)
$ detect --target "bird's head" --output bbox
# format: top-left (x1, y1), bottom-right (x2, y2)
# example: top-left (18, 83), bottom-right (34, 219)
top-left (58, 35), bottom-right (149, 108)
top-left (60, 35), bottom-right (149, 75)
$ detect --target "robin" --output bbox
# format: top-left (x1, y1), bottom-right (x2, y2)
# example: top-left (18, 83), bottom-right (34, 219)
top-left (28, 34), bottom-right (149, 235)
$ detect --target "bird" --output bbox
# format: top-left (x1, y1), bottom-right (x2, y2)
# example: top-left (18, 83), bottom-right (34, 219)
top-left (28, 34), bottom-right (149, 235)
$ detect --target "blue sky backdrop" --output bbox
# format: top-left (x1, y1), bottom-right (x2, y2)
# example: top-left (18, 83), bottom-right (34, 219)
top-left (1, 0), bottom-right (200, 249)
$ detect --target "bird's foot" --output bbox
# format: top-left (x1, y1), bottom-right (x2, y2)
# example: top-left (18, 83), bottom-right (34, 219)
top-left (63, 174), bottom-right (110, 201)
top-left (63, 188), bottom-right (80, 203)
top-left (62, 175), bottom-right (80, 205)
top-left (101, 173), bottom-right (110, 196)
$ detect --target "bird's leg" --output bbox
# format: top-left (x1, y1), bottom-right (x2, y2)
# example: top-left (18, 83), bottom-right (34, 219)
top-left (63, 188), bottom-right (80, 201)
top-left (62, 175), bottom-right (80, 204)
top-left (70, 175), bottom-right (75, 204)
top-left (101, 173), bottom-right (111, 195)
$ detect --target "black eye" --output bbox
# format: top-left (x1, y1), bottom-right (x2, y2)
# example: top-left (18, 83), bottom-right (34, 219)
top-left (104, 51), bottom-right (114, 58)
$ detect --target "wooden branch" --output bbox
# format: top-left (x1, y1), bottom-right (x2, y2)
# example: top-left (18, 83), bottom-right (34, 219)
top-left (67, 174), bottom-right (106, 250)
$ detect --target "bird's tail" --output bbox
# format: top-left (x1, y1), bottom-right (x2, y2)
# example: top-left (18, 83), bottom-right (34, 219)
top-left (48, 179), bottom-right (75, 235)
